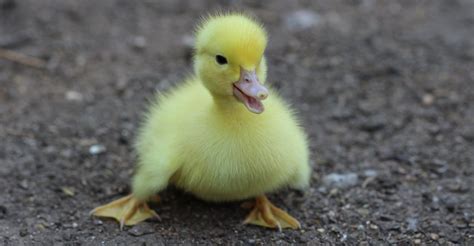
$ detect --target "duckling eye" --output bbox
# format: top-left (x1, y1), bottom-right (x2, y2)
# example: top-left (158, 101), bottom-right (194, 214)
top-left (215, 55), bottom-right (228, 65)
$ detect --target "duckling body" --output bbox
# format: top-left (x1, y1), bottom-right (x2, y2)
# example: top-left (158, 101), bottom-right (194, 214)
top-left (135, 80), bottom-right (309, 202)
top-left (92, 13), bottom-right (311, 230)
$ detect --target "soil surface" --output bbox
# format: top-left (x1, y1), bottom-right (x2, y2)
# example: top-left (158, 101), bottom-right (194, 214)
top-left (1, 0), bottom-right (474, 245)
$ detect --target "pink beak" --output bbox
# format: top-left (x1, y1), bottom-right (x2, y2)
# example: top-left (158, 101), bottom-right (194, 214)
top-left (233, 69), bottom-right (269, 114)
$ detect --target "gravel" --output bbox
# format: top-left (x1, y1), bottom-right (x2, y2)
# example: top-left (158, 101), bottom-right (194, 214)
top-left (1, 0), bottom-right (473, 244)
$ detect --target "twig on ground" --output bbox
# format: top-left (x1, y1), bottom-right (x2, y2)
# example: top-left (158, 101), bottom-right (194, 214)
top-left (0, 48), bottom-right (46, 69)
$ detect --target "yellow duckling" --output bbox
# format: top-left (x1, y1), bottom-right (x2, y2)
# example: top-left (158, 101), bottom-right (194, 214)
top-left (91, 13), bottom-right (311, 230)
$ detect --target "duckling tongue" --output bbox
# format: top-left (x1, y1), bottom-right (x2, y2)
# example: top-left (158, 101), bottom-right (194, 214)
top-left (233, 69), bottom-right (269, 114)
top-left (246, 95), bottom-right (264, 113)
top-left (233, 85), bottom-right (265, 114)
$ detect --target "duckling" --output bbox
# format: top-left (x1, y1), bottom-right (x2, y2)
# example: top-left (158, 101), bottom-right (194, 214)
top-left (91, 13), bottom-right (311, 230)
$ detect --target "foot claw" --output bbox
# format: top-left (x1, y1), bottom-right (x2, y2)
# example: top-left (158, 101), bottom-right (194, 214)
top-left (242, 195), bottom-right (300, 230)
top-left (91, 194), bottom-right (161, 228)
top-left (153, 212), bottom-right (161, 222)
top-left (120, 219), bottom-right (125, 231)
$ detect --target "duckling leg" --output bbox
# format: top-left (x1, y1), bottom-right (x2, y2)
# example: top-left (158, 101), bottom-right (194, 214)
top-left (242, 195), bottom-right (301, 230)
top-left (90, 194), bottom-right (160, 229)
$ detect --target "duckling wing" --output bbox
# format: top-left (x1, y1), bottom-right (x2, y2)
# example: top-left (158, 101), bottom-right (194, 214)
top-left (132, 80), bottom-right (210, 200)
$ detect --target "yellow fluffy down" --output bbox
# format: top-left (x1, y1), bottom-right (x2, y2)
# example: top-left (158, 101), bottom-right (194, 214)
top-left (195, 13), bottom-right (267, 71)
top-left (131, 14), bottom-right (311, 202)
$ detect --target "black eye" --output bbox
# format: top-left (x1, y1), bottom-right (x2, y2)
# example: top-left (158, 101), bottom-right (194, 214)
top-left (215, 55), bottom-right (228, 65)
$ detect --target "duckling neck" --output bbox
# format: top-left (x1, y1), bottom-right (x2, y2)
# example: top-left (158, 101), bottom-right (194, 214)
top-left (211, 95), bottom-right (256, 120)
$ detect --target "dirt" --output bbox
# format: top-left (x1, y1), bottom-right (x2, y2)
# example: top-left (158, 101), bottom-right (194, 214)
top-left (1, 0), bottom-right (474, 245)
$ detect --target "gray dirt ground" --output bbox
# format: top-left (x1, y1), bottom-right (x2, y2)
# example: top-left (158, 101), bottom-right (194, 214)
top-left (1, 0), bottom-right (474, 245)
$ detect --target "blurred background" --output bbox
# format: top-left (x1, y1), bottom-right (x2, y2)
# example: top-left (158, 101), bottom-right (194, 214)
top-left (0, 0), bottom-right (473, 244)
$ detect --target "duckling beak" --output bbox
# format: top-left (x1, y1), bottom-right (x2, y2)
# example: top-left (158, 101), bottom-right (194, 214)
top-left (233, 69), bottom-right (269, 114)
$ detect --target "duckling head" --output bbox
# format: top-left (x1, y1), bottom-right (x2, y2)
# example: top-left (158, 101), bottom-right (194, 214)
top-left (194, 13), bottom-right (269, 114)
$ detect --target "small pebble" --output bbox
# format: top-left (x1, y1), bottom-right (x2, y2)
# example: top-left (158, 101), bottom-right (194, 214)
top-left (61, 187), bottom-right (75, 196)
top-left (19, 179), bottom-right (28, 189)
top-left (363, 169), bottom-right (378, 177)
top-left (329, 188), bottom-right (339, 196)
top-left (317, 228), bottom-right (325, 233)
top-left (318, 187), bottom-right (328, 194)
top-left (430, 233), bottom-right (439, 240)
top-left (93, 219), bottom-right (103, 225)
top-left (65, 90), bottom-right (84, 102)
top-left (422, 93), bottom-right (434, 106)
top-left (128, 223), bottom-right (155, 237)
top-left (323, 173), bottom-right (359, 189)
top-left (35, 223), bottom-right (46, 230)
top-left (89, 144), bottom-right (106, 155)
top-left (285, 10), bottom-right (321, 31)
top-left (357, 208), bottom-right (369, 216)
top-left (406, 218), bottom-right (418, 231)
top-left (369, 224), bottom-right (378, 230)
top-left (414, 239), bottom-right (421, 244)
top-left (131, 36), bottom-right (147, 49)
top-left (19, 228), bottom-right (28, 237)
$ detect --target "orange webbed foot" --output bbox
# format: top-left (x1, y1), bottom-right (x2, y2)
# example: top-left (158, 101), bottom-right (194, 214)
top-left (242, 195), bottom-right (301, 230)
top-left (90, 194), bottom-right (160, 229)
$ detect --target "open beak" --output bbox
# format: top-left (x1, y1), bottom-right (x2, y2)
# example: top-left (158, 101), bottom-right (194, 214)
top-left (233, 69), bottom-right (269, 114)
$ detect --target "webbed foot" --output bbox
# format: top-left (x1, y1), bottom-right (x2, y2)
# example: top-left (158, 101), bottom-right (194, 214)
top-left (90, 194), bottom-right (160, 229)
top-left (242, 195), bottom-right (300, 230)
